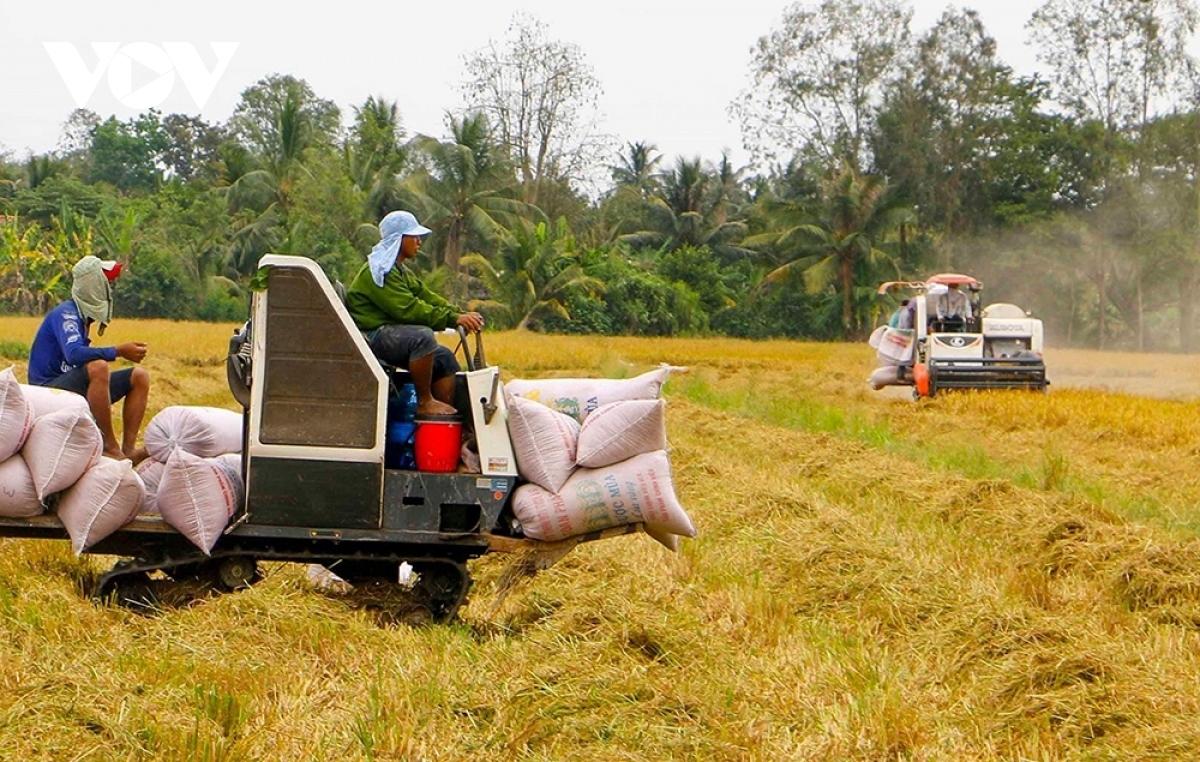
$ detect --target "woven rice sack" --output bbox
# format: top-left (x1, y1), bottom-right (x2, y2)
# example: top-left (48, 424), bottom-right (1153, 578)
top-left (22, 407), bottom-right (102, 501)
top-left (513, 450), bottom-right (695, 542)
top-left (0, 369), bottom-right (33, 461)
top-left (157, 448), bottom-right (243, 554)
top-left (57, 457), bottom-right (144, 554)
top-left (575, 399), bottom-right (667, 469)
top-left (0, 455), bottom-right (43, 518)
top-left (506, 395), bottom-right (580, 493)
top-left (144, 406), bottom-right (242, 460)
top-left (504, 366), bottom-right (676, 423)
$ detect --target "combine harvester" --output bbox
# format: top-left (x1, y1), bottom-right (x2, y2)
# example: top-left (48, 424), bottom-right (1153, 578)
top-left (868, 273), bottom-right (1048, 398)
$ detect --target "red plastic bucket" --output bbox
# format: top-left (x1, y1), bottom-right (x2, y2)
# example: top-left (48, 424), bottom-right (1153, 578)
top-left (414, 415), bottom-right (462, 472)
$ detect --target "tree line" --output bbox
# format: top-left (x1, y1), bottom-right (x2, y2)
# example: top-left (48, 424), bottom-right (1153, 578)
top-left (2, 3), bottom-right (1199, 349)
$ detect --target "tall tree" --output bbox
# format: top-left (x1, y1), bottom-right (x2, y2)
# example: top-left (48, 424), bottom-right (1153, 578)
top-left (1029, 0), bottom-right (1198, 348)
top-left (748, 166), bottom-right (912, 336)
top-left (609, 141), bottom-right (662, 197)
top-left (461, 13), bottom-right (607, 205)
top-left (228, 75), bottom-right (341, 159)
top-left (733, 0), bottom-right (911, 169)
top-left (620, 156), bottom-right (751, 260)
top-left (1142, 110), bottom-right (1200, 350)
top-left (224, 88), bottom-right (330, 274)
top-left (400, 113), bottom-right (532, 274)
top-left (350, 96), bottom-right (405, 173)
top-left (914, 9), bottom-right (1009, 232)
top-left (227, 87), bottom-right (319, 215)
top-left (88, 112), bottom-right (169, 192)
top-left (462, 218), bottom-right (602, 329)
top-left (346, 96), bottom-right (407, 220)
top-left (160, 114), bottom-right (224, 182)
top-left (1028, 0), bottom-right (1197, 136)
top-left (57, 109), bottom-right (101, 161)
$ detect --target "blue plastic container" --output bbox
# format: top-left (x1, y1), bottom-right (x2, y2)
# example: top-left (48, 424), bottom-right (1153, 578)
top-left (387, 383), bottom-right (418, 424)
top-left (399, 383), bottom-right (417, 422)
top-left (385, 421), bottom-right (417, 470)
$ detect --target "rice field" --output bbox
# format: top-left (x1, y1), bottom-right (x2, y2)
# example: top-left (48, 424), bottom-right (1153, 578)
top-left (2, 318), bottom-right (1200, 759)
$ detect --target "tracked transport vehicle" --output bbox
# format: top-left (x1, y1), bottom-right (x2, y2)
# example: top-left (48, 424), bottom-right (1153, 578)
top-left (0, 255), bottom-right (641, 620)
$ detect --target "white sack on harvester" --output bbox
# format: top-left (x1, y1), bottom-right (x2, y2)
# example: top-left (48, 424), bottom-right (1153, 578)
top-left (0, 455), bottom-right (43, 518)
top-left (215, 452), bottom-right (242, 474)
top-left (504, 366), bottom-right (678, 423)
top-left (869, 365), bottom-right (901, 391)
top-left (22, 407), bottom-right (102, 501)
top-left (0, 369), bottom-right (33, 461)
top-left (644, 526), bottom-right (681, 552)
top-left (144, 406), bottom-right (242, 461)
top-left (512, 450), bottom-right (695, 542)
top-left (135, 458), bottom-right (165, 515)
top-left (575, 399), bottom-right (667, 469)
top-left (56, 456), bottom-right (145, 554)
top-left (156, 448), bottom-right (243, 554)
top-left (506, 395), bottom-right (580, 493)
top-left (20, 383), bottom-right (90, 420)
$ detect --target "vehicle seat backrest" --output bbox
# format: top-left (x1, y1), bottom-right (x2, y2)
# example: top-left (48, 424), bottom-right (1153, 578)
top-left (259, 266), bottom-right (378, 449)
top-left (333, 280), bottom-right (348, 305)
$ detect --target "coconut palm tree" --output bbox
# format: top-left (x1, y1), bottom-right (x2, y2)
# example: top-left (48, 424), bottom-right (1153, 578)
top-left (221, 90), bottom-right (319, 275)
top-left (226, 89), bottom-right (313, 214)
top-left (399, 114), bottom-right (537, 274)
top-left (347, 96), bottom-right (408, 220)
top-left (619, 156), bottom-right (751, 260)
top-left (461, 218), bottom-right (603, 329)
top-left (24, 155), bottom-right (63, 190)
top-left (748, 166), bottom-right (913, 337)
top-left (609, 141), bottom-right (662, 196)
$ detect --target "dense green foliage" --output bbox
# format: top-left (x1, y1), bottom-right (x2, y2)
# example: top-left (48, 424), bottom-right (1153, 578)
top-left (2, 3), bottom-right (1200, 348)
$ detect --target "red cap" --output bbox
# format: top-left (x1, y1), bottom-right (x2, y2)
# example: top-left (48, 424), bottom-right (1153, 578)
top-left (101, 260), bottom-right (123, 282)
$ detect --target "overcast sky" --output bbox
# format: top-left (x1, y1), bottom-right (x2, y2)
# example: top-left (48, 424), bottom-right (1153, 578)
top-left (1, 0), bottom-right (1196, 167)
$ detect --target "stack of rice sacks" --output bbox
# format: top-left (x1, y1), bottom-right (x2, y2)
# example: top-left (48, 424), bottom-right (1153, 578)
top-left (504, 366), bottom-right (696, 551)
top-left (138, 406), bottom-right (244, 554)
top-left (0, 368), bottom-right (144, 554)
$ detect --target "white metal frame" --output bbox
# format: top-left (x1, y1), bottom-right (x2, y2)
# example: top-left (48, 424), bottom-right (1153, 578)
top-left (245, 253), bottom-right (518, 477)
top-left (466, 367), bottom-right (517, 477)
top-left (246, 254), bottom-right (388, 464)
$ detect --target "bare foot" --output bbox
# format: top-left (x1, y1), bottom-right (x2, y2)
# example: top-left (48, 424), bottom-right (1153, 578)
top-left (103, 447), bottom-right (130, 461)
top-left (417, 399), bottom-right (457, 417)
top-left (125, 446), bottom-right (149, 465)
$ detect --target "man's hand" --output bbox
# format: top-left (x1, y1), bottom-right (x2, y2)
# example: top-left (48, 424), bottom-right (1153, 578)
top-left (116, 342), bottom-right (148, 363)
top-left (456, 312), bottom-right (485, 333)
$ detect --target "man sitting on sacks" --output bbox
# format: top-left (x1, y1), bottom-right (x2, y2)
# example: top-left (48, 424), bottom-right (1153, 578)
top-left (28, 256), bottom-right (150, 462)
top-left (346, 210), bottom-right (485, 417)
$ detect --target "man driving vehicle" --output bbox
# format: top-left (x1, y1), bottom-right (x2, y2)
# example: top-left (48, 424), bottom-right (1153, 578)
top-left (345, 210), bottom-right (484, 417)
top-left (934, 282), bottom-right (972, 329)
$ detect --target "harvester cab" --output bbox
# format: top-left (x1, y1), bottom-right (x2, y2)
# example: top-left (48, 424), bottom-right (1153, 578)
top-left (869, 273), bottom-right (1048, 397)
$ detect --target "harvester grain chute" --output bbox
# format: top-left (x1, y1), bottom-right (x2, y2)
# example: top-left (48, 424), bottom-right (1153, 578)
top-left (868, 273), bottom-right (1048, 398)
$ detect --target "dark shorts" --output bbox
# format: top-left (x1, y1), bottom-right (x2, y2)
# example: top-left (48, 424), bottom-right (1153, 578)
top-left (45, 365), bottom-right (135, 403)
top-left (364, 325), bottom-right (460, 380)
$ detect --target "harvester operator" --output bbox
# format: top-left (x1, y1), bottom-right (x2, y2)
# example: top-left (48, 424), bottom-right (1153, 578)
top-left (28, 256), bottom-right (150, 462)
top-left (345, 210), bottom-right (485, 418)
top-left (935, 283), bottom-right (972, 327)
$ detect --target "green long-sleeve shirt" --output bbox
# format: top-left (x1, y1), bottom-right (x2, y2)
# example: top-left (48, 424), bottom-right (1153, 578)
top-left (345, 262), bottom-right (460, 331)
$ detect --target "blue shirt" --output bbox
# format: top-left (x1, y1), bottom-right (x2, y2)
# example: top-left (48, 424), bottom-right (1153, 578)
top-left (28, 300), bottom-right (117, 384)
